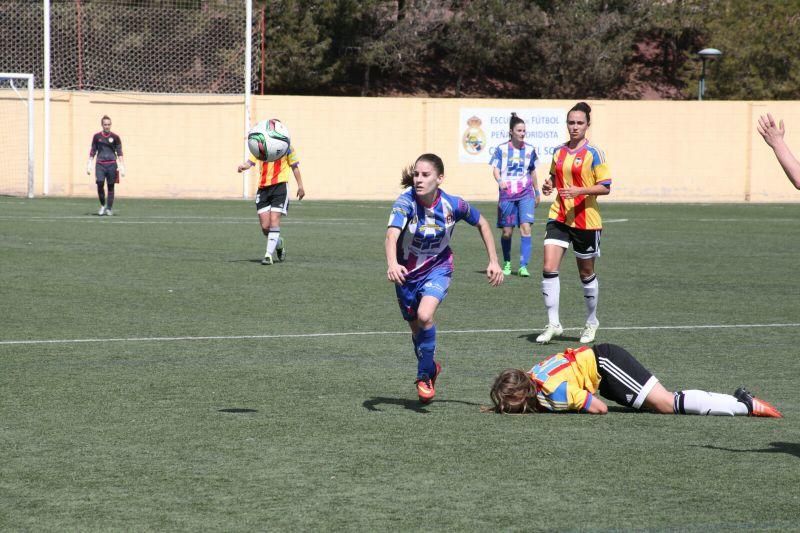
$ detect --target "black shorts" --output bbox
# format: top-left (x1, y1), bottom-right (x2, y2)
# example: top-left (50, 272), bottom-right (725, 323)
top-left (255, 183), bottom-right (289, 215)
top-left (544, 220), bottom-right (601, 259)
top-left (593, 343), bottom-right (659, 409)
top-left (96, 163), bottom-right (118, 185)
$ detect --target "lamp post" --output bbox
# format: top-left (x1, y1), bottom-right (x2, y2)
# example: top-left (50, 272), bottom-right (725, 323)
top-left (697, 48), bottom-right (722, 100)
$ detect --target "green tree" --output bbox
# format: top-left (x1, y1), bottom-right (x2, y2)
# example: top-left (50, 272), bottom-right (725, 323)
top-left (255, 0), bottom-right (333, 94)
top-left (698, 0), bottom-right (800, 100)
top-left (438, 0), bottom-right (539, 97)
top-left (327, 0), bottom-right (442, 95)
top-left (520, 0), bottom-right (641, 99)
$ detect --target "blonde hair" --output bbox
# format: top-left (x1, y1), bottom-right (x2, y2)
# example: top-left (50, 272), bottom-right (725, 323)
top-left (484, 368), bottom-right (538, 414)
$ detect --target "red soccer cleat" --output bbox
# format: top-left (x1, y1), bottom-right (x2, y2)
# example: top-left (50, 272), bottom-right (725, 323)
top-left (431, 361), bottom-right (442, 387)
top-left (416, 376), bottom-right (435, 404)
top-left (416, 362), bottom-right (442, 404)
top-left (734, 387), bottom-right (783, 418)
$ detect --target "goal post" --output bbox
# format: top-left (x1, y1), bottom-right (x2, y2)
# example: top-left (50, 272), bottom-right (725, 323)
top-left (0, 73), bottom-right (35, 198)
top-left (4, 0), bottom-right (256, 198)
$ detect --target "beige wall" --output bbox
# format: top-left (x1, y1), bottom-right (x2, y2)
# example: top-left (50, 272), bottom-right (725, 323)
top-left (7, 91), bottom-right (800, 202)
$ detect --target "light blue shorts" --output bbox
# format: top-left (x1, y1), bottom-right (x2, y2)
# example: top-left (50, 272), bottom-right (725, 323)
top-left (395, 266), bottom-right (452, 322)
top-left (497, 196), bottom-right (535, 228)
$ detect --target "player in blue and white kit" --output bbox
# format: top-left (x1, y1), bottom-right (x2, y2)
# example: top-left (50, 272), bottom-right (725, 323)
top-left (385, 153), bottom-right (504, 404)
top-left (489, 113), bottom-right (540, 277)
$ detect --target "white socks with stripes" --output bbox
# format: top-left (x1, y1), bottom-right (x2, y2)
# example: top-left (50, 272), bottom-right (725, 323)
top-left (266, 227), bottom-right (280, 256)
top-left (674, 390), bottom-right (749, 416)
top-left (542, 272), bottom-right (560, 326)
top-left (581, 274), bottom-right (599, 326)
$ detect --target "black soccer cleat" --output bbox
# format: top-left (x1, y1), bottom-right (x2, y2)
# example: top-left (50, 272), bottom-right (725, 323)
top-left (275, 238), bottom-right (286, 262)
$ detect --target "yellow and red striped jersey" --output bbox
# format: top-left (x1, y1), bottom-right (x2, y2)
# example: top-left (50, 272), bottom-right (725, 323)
top-left (548, 142), bottom-right (611, 229)
top-left (250, 146), bottom-right (299, 188)
top-left (527, 346), bottom-right (600, 412)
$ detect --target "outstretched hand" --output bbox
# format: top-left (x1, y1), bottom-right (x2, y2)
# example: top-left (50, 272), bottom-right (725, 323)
top-left (486, 261), bottom-right (504, 287)
top-left (757, 113), bottom-right (785, 148)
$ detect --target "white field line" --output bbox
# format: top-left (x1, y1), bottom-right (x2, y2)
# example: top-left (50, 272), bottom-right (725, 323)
top-left (1, 322), bottom-right (798, 346)
top-left (3, 215), bottom-right (799, 224)
top-left (0, 215), bottom-right (369, 225)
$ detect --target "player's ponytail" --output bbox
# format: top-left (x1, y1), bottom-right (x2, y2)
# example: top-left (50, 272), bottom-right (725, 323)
top-left (569, 102), bottom-right (592, 124)
top-left (509, 112), bottom-right (524, 135)
top-left (400, 165), bottom-right (415, 188)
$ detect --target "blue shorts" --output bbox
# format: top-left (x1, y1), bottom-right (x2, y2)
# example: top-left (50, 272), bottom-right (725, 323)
top-left (395, 267), bottom-right (451, 321)
top-left (497, 196), bottom-right (535, 228)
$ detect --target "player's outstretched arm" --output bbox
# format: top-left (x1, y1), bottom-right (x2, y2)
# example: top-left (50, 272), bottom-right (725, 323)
top-left (237, 160), bottom-right (255, 173)
top-left (385, 227), bottom-right (408, 285)
top-left (757, 114), bottom-right (800, 190)
top-left (475, 215), bottom-right (503, 286)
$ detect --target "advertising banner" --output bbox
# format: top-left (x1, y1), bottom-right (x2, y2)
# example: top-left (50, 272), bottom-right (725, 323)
top-left (459, 107), bottom-right (567, 166)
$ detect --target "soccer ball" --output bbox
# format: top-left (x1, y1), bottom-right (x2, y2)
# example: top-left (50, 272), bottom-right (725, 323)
top-left (247, 119), bottom-right (290, 162)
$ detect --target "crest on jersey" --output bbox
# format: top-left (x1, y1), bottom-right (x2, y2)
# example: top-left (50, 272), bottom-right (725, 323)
top-left (109, 138), bottom-right (115, 143)
top-left (574, 157), bottom-right (582, 165)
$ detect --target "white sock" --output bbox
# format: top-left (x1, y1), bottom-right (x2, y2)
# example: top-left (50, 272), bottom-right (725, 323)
top-left (582, 274), bottom-right (599, 326)
top-left (542, 273), bottom-right (560, 326)
top-left (674, 390), bottom-right (749, 416)
top-left (266, 227), bottom-right (280, 256)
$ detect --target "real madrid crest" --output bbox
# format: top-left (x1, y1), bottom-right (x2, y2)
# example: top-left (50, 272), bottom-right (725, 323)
top-left (462, 115), bottom-right (486, 156)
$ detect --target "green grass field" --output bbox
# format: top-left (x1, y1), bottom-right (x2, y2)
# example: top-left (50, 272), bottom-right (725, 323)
top-left (1, 197), bottom-right (798, 531)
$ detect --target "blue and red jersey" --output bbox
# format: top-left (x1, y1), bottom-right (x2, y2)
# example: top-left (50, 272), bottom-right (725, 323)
top-left (387, 188), bottom-right (481, 281)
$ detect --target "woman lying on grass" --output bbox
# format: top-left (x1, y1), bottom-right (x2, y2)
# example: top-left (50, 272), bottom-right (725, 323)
top-left (487, 343), bottom-right (782, 418)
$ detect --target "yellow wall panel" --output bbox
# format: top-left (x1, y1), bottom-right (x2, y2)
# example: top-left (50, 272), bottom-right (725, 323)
top-left (17, 92), bottom-right (800, 203)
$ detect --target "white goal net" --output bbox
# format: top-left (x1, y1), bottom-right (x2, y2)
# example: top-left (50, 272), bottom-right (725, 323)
top-left (0, 73), bottom-right (34, 198)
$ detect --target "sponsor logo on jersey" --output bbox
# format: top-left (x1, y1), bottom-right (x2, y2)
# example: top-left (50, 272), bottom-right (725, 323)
top-left (420, 223), bottom-right (443, 234)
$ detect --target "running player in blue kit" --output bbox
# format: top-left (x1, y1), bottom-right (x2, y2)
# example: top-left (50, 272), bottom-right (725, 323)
top-left (489, 113), bottom-right (540, 277)
top-left (385, 153), bottom-right (504, 404)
